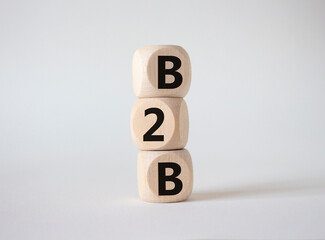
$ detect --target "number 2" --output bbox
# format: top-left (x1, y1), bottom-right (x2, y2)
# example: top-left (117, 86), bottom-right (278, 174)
top-left (143, 108), bottom-right (164, 141)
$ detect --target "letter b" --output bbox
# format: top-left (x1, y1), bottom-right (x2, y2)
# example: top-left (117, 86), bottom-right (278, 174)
top-left (158, 162), bottom-right (183, 195)
top-left (158, 56), bottom-right (183, 89)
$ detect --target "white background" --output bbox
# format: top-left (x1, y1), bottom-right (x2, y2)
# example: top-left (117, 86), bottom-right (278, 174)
top-left (1, 0), bottom-right (325, 239)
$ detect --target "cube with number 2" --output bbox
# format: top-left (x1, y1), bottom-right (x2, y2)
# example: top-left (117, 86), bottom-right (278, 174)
top-left (131, 98), bottom-right (189, 150)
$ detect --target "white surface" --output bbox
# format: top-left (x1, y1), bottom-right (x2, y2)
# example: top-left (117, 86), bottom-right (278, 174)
top-left (1, 0), bottom-right (325, 239)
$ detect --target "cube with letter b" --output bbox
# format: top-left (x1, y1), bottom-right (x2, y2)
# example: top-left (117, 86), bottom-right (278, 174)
top-left (137, 149), bottom-right (193, 203)
top-left (132, 45), bottom-right (191, 98)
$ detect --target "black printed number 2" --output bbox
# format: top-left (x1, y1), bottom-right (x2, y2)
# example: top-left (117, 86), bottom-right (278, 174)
top-left (143, 108), bottom-right (164, 142)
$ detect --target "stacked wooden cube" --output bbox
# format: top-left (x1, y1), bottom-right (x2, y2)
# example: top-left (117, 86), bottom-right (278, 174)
top-left (131, 45), bottom-right (193, 203)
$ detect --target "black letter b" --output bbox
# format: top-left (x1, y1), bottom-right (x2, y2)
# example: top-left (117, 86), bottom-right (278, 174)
top-left (158, 56), bottom-right (183, 89)
top-left (158, 162), bottom-right (183, 195)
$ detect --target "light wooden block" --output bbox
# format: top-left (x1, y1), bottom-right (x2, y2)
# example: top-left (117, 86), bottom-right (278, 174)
top-left (137, 149), bottom-right (193, 203)
top-left (130, 98), bottom-right (189, 150)
top-left (132, 45), bottom-right (191, 98)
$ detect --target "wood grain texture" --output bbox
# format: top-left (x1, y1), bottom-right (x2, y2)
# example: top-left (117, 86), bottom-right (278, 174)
top-left (131, 98), bottom-right (189, 150)
top-left (137, 149), bottom-right (193, 203)
top-left (132, 45), bottom-right (191, 98)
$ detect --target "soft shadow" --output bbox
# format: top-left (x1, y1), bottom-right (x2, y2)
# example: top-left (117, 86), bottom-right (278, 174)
top-left (190, 178), bottom-right (325, 202)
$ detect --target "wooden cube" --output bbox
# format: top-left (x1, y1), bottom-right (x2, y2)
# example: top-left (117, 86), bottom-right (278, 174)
top-left (137, 149), bottom-right (193, 203)
top-left (132, 45), bottom-right (191, 98)
top-left (130, 98), bottom-right (189, 150)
